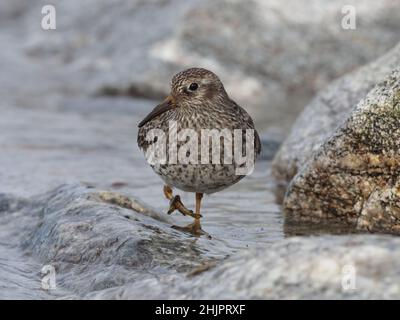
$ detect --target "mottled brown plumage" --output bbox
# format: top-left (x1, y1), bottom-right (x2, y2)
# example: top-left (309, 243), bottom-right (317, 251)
top-left (137, 68), bottom-right (261, 236)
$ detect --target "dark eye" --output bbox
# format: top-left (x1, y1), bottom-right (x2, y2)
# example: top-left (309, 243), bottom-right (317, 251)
top-left (188, 83), bottom-right (199, 91)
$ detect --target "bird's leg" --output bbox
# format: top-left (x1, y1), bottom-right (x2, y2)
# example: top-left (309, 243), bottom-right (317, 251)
top-left (163, 185), bottom-right (201, 219)
top-left (171, 192), bottom-right (211, 238)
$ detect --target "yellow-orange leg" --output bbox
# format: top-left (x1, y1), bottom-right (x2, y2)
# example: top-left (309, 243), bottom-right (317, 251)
top-left (163, 185), bottom-right (201, 219)
top-left (171, 192), bottom-right (211, 238)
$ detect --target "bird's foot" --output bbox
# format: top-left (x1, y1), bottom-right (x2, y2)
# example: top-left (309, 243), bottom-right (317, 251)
top-left (171, 220), bottom-right (211, 239)
top-left (167, 195), bottom-right (202, 219)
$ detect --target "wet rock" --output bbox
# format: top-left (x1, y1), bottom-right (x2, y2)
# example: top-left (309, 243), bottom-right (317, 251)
top-left (24, 184), bottom-right (228, 297)
top-left (181, 235), bottom-right (400, 299)
top-left (88, 235), bottom-right (400, 299)
top-left (272, 43), bottom-right (400, 188)
top-left (283, 67), bottom-right (400, 232)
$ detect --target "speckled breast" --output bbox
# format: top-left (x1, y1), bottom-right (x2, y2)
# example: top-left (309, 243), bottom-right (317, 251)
top-left (137, 105), bottom-right (259, 194)
top-left (151, 162), bottom-right (245, 194)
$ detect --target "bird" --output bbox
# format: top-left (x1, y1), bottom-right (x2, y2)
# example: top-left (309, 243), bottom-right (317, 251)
top-left (137, 68), bottom-right (261, 237)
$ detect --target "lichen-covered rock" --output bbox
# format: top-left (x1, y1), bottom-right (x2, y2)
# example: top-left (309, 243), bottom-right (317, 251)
top-left (272, 43), bottom-right (400, 187)
top-left (283, 68), bottom-right (400, 232)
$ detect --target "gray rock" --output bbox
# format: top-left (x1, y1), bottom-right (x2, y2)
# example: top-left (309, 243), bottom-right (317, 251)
top-left (183, 235), bottom-right (400, 299)
top-left (87, 235), bottom-right (400, 299)
top-left (272, 43), bottom-right (400, 188)
top-left (283, 67), bottom-right (400, 233)
top-left (22, 184), bottom-right (230, 297)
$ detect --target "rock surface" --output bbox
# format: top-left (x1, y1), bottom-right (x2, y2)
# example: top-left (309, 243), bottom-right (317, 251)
top-left (6, 184), bottom-right (400, 299)
top-left (272, 43), bottom-right (400, 186)
top-left (21, 184), bottom-right (227, 298)
top-left (176, 235), bottom-right (400, 300)
top-left (283, 67), bottom-right (400, 232)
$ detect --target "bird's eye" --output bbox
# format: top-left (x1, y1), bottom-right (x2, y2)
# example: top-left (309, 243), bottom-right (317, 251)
top-left (188, 83), bottom-right (199, 91)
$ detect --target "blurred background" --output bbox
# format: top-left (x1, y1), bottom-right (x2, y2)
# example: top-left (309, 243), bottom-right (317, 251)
top-left (1, 0), bottom-right (400, 299)
top-left (2, 0), bottom-right (400, 132)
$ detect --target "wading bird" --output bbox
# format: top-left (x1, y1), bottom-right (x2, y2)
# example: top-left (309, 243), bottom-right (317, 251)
top-left (137, 68), bottom-right (261, 237)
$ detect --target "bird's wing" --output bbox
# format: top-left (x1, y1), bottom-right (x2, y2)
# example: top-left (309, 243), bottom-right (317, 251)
top-left (229, 99), bottom-right (262, 157)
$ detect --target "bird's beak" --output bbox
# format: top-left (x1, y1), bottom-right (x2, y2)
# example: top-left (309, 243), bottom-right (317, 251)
top-left (138, 95), bottom-right (176, 128)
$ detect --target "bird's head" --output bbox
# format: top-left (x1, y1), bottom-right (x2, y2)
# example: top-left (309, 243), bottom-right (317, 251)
top-left (138, 68), bottom-right (227, 128)
top-left (170, 67), bottom-right (227, 104)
